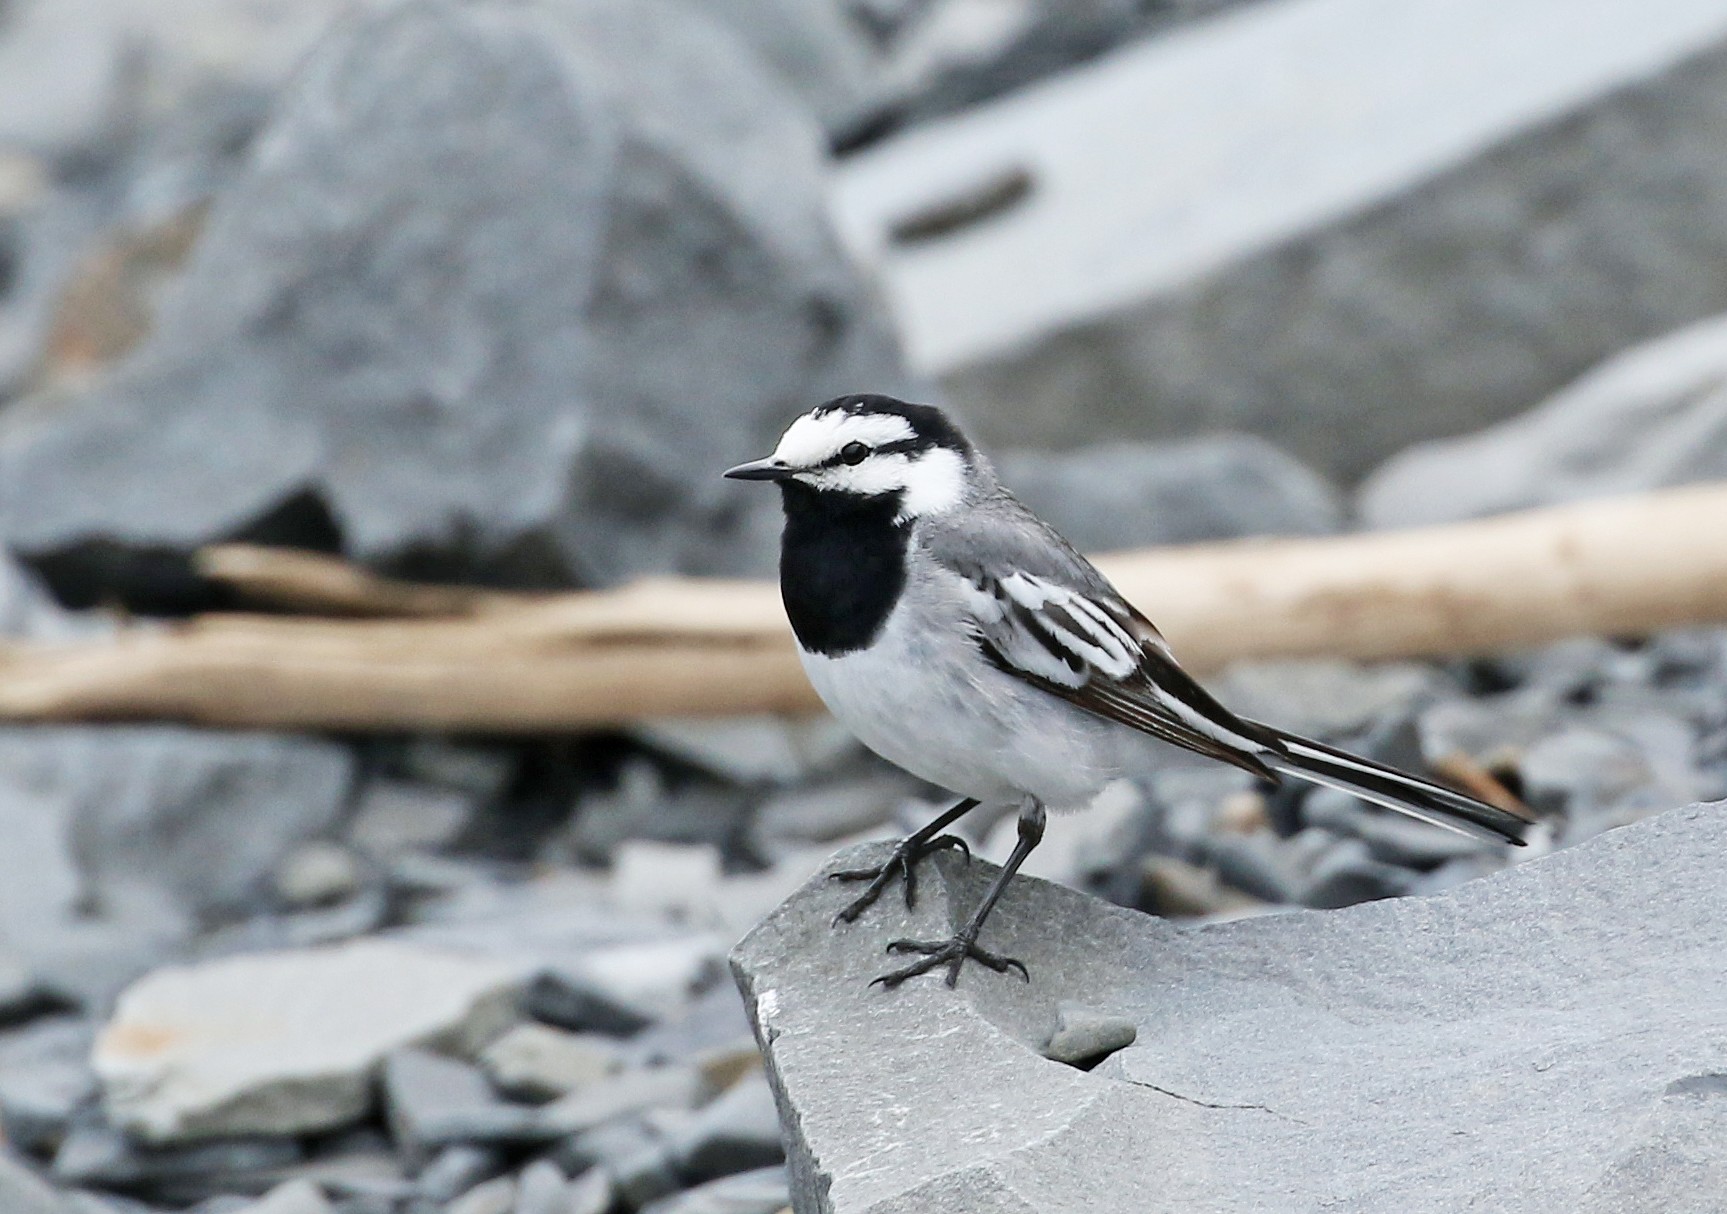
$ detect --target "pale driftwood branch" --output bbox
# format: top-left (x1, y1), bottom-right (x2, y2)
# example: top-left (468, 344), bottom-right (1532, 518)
top-left (3, 485), bottom-right (1726, 731)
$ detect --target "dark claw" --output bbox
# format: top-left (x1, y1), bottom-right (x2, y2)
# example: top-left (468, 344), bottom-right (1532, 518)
top-left (871, 935), bottom-right (1031, 989)
top-left (829, 833), bottom-right (972, 927)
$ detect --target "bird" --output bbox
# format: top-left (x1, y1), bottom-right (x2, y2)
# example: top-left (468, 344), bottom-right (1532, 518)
top-left (725, 394), bottom-right (1529, 989)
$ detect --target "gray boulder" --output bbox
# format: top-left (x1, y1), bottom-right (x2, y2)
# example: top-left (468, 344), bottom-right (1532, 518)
top-left (0, 726), bottom-right (353, 1007)
top-left (0, 1149), bottom-right (74, 1214)
top-left (0, 0), bottom-right (908, 595)
top-left (733, 804), bottom-right (1727, 1212)
top-left (1360, 312), bottom-right (1727, 527)
top-left (994, 434), bottom-right (1342, 552)
top-left (833, 0), bottom-right (1727, 480)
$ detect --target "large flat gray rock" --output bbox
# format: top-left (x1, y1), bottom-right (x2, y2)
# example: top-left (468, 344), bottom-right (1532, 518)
top-left (733, 804), bottom-right (1727, 1213)
top-left (0, 0), bottom-right (907, 595)
top-left (832, 0), bottom-right (1727, 479)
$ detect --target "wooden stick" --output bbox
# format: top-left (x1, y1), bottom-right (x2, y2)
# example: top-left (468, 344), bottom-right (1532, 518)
top-left (1, 484), bottom-right (1724, 731)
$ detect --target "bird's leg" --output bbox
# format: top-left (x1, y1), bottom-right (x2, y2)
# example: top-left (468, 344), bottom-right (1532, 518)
top-left (831, 797), bottom-right (979, 926)
top-left (874, 800), bottom-right (1045, 989)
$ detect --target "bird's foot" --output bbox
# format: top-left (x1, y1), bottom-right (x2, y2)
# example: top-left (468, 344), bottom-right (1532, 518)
top-left (830, 832), bottom-right (970, 926)
top-left (870, 931), bottom-right (1029, 989)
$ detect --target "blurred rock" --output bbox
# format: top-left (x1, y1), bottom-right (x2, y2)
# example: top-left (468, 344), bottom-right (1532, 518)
top-left (0, 0), bottom-right (131, 159)
top-left (0, 1017), bottom-right (96, 1155)
top-left (273, 843), bottom-right (363, 910)
top-left (1211, 659), bottom-right (1441, 741)
top-left (346, 778), bottom-right (475, 859)
top-left (736, 807), bottom-right (1727, 1211)
top-left (52, 1122), bottom-right (302, 1202)
top-left (667, 1072), bottom-right (784, 1184)
top-left (522, 966), bottom-right (659, 1038)
top-left (996, 435), bottom-right (1343, 551)
top-left (1297, 836), bottom-right (1419, 908)
top-left (94, 939), bottom-right (522, 1143)
top-left (0, 1148), bottom-right (76, 1214)
top-left (1363, 312), bottom-right (1727, 526)
top-left (699, 0), bottom-right (883, 139)
top-left (536, 1065), bottom-right (706, 1139)
top-left (243, 1180), bottom-right (334, 1214)
top-left (513, 1159), bottom-right (596, 1214)
top-left (0, 725), bottom-right (354, 926)
top-left (632, 716), bottom-right (858, 788)
top-left (415, 1144), bottom-right (504, 1204)
top-left (748, 777), bottom-right (903, 859)
top-left (0, 0), bottom-right (909, 599)
top-left (637, 1166), bottom-right (788, 1214)
top-left (835, 0), bottom-right (1727, 480)
top-left (479, 1024), bottom-right (621, 1103)
top-left (449, 1175), bottom-right (517, 1214)
top-left (382, 1049), bottom-right (534, 1161)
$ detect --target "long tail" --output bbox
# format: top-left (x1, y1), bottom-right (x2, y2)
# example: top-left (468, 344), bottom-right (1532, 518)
top-left (1254, 724), bottom-right (1530, 846)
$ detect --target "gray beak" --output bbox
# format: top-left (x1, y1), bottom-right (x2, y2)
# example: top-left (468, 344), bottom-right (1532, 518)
top-left (723, 457), bottom-right (792, 482)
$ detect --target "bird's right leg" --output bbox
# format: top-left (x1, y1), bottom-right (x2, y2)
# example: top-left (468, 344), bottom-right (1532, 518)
top-left (830, 797), bottom-right (980, 926)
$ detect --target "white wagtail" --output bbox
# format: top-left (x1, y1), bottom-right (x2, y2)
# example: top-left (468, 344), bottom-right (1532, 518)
top-left (726, 394), bottom-right (1529, 988)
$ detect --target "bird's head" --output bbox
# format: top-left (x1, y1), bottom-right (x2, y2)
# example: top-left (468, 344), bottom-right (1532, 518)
top-left (725, 395), bottom-right (978, 522)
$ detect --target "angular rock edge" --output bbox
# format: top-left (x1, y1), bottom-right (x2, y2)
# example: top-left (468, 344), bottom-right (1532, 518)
top-left (732, 804), bottom-right (1727, 1214)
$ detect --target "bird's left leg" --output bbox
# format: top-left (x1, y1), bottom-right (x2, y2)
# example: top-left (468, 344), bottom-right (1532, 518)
top-left (830, 796), bottom-right (979, 926)
top-left (873, 799), bottom-right (1044, 989)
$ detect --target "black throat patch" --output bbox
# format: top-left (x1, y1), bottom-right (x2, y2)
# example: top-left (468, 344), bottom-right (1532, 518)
top-left (777, 481), bottom-right (909, 657)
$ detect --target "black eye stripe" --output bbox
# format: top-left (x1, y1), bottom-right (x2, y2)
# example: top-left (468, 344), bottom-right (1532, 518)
top-left (813, 438), bottom-right (926, 469)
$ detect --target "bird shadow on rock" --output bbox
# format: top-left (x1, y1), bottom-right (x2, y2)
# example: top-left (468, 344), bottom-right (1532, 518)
top-left (732, 806), bottom-right (1727, 1214)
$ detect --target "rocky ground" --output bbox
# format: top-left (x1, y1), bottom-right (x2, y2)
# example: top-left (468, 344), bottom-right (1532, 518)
top-left (4, 1), bottom-right (1727, 1212)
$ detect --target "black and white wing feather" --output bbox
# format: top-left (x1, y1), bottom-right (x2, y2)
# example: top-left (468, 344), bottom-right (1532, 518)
top-left (921, 492), bottom-right (1529, 845)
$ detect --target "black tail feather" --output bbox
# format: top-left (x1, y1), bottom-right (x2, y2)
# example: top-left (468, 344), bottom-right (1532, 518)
top-left (1258, 725), bottom-right (1530, 846)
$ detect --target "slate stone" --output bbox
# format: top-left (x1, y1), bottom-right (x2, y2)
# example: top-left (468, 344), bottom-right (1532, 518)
top-left (734, 806), bottom-right (1727, 1212)
top-left (0, 1147), bottom-right (75, 1214)
top-left (447, 1175), bottom-right (516, 1214)
top-left (522, 968), bottom-right (657, 1038)
top-left (383, 1050), bottom-right (535, 1161)
top-left (479, 1024), bottom-right (621, 1103)
top-left (637, 1165), bottom-right (789, 1214)
top-left (1040, 1003), bottom-right (1137, 1068)
top-left (0, 725), bottom-right (354, 924)
top-left (0, 1017), bottom-right (97, 1154)
top-left (669, 1072), bottom-right (785, 1184)
top-left (995, 436), bottom-right (1342, 552)
top-left (93, 939), bottom-right (523, 1143)
top-left (1362, 311), bottom-right (1727, 527)
top-left (52, 1122), bottom-right (302, 1201)
top-left (243, 1180), bottom-right (335, 1214)
top-left (413, 1145), bottom-right (504, 1204)
top-left (835, 0), bottom-right (1727, 480)
top-left (0, 0), bottom-right (909, 595)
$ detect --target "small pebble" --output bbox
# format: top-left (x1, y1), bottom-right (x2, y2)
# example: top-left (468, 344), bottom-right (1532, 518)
top-left (244, 1179), bottom-right (334, 1214)
top-left (449, 1175), bottom-right (517, 1214)
top-left (274, 843), bottom-right (362, 908)
top-left (1042, 1003), bottom-right (1138, 1067)
top-left (480, 1024), bottom-right (620, 1102)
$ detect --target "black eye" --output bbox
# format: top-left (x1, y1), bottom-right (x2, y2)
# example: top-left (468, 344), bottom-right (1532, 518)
top-left (840, 441), bottom-right (870, 465)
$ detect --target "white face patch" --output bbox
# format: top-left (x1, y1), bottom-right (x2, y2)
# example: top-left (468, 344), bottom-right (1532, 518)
top-left (770, 410), bottom-right (915, 468)
top-left (767, 408), bottom-right (971, 521)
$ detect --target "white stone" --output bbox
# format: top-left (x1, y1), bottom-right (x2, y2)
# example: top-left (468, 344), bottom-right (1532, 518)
top-left (479, 1024), bottom-right (620, 1102)
top-left (244, 1179), bottom-right (336, 1214)
top-left (94, 938), bottom-right (522, 1143)
top-left (836, 0), bottom-right (1727, 374)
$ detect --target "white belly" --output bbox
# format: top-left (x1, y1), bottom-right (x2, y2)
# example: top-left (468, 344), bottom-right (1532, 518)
top-left (799, 599), bottom-right (1134, 810)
